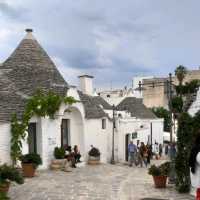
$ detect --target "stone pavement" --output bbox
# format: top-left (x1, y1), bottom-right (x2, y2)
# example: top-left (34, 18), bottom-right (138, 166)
top-left (8, 161), bottom-right (194, 200)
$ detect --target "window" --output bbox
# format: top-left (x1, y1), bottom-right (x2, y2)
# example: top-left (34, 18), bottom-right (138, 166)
top-left (102, 119), bottom-right (106, 129)
top-left (132, 132), bottom-right (137, 139)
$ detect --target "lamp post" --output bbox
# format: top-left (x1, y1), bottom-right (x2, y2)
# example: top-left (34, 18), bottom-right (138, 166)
top-left (168, 73), bottom-right (173, 144)
top-left (111, 104), bottom-right (116, 164)
top-left (150, 122), bottom-right (153, 146)
top-left (168, 73), bottom-right (176, 184)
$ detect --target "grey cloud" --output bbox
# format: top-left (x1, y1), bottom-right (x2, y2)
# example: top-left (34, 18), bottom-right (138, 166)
top-left (1, 0), bottom-right (200, 89)
top-left (0, 2), bottom-right (22, 19)
top-left (48, 46), bottom-right (100, 70)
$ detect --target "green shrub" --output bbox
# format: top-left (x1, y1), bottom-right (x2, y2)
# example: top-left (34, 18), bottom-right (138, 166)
top-left (0, 192), bottom-right (9, 200)
top-left (148, 165), bottom-right (161, 176)
top-left (20, 153), bottom-right (42, 169)
top-left (160, 161), bottom-right (170, 176)
top-left (0, 164), bottom-right (24, 185)
top-left (88, 147), bottom-right (100, 157)
top-left (54, 147), bottom-right (65, 159)
top-left (148, 162), bottom-right (170, 176)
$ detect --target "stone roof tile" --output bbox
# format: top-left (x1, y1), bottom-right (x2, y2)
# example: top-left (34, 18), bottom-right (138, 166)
top-left (92, 96), bottom-right (113, 110)
top-left (116, 97), bottom-right (157, 119)
top-left (78, 91), bottom-right (107, 119)
top-left (0, 30), bottom-right (69, 122)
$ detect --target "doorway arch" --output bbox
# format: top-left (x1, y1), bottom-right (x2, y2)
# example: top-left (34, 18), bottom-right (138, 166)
top-left (62, 106), bottom-right (84, 154)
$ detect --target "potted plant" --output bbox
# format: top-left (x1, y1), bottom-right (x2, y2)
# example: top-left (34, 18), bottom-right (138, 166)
top-left (54, 147), bottom-right (65, 159)
top-left (20, 153), bottom-right (42, 177)
top-left (88, 147), bottom-right (101, 165)
top-left (0, 164), bottom-right (24, 194)
top-left (50, 147), bottom-right (68, 170)
top-left (148, 162), bottom-right (170, 188)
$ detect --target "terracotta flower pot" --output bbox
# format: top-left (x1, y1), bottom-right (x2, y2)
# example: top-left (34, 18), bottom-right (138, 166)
top-left (22, 163), bottom-right (35, 177)
top-left (0, 181), bottom-right (10, 193)
top-left (153, 176), bottom-right (167, 188)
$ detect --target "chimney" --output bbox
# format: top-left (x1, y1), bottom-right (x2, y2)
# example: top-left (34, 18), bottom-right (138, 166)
top-left (24, 28), bottom-right (35, 40)
top-left (25, 28), bottom-right (33, 33)
top-left (78, 75), bottom-right (94, 96)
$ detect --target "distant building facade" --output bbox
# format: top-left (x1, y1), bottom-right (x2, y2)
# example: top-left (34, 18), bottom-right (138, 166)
top-left (132, 76), bottom-right (154, 98)
top-left (142, 70), bottom-right (200, 109)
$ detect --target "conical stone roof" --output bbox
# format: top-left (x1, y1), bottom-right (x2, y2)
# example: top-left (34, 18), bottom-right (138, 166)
top-left (1, 29), bottom-right (68, 96)
top-left (0, 29), bottom-right (69, 122)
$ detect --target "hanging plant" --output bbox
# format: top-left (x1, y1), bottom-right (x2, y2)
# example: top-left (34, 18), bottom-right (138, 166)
top-left (10, 90), bottom-right (77, 165)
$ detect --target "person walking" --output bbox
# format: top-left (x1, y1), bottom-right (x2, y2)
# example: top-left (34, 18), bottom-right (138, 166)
top-left (165, 143), bottom-right (169, 156)
top-left (139, 142), bottom-right (148, 167)
top-left (189, 134), bottom-right (200, 199)
top-left (128, 141), bottom-right (137, 167)
top-left (159, 143), bottom-right (163, 158)
top-left (146, 144), bottom-right (152, 165)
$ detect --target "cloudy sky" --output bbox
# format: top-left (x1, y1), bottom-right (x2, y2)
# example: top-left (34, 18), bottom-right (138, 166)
top-left (0, 0), bottom-right (200, 90)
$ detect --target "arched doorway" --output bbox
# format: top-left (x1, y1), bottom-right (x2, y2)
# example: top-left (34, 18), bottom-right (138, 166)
top-left (61, 107), bottom-right (84, 154)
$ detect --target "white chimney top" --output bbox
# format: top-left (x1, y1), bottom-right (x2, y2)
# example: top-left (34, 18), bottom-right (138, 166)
top-left (78, 74), bottom-right (94, 96)
top-left (24, 28), bottom-right (35, 40)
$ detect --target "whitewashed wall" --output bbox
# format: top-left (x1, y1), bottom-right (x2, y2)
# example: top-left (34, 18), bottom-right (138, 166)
top-left (84, 118), bottom-right (112, 163)
top-left (0, 123), bottom-right (11, 164)
top-left (116, 118), bottom-right (164, 162)
top-left (188, 88), bottom-right (200, 116)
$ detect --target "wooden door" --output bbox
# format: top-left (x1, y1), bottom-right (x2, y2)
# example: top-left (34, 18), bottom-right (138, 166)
top-left (28, 123), bottom-right (37, 153)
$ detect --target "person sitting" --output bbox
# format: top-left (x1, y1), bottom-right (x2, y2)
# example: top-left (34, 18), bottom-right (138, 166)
top-left (74, 145), bottom-right (81, 163)
top-left (64, 145), bottom-right (76, 168)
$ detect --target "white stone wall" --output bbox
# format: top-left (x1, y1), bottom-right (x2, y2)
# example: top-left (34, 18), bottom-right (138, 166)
top-left (84, 118), bottom-right (112, 163)
top-left (0, 123), bottom-right (11, 164)
top-left (188, 88), bottom-right (200, 116)
top-left (116, 118), bottom-right (164, 162)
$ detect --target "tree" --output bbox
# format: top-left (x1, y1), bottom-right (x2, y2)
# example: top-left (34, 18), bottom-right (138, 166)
top-left (175, 112), bottom-right (193, 193)
top-left (175, 65), bottom-right (187, 87)
top-left (175, 79), bottom-right (200, 96)
top-left (151, 107), bottom-right (170, 132)
top-left (171, 96), bottom-right (183, 114)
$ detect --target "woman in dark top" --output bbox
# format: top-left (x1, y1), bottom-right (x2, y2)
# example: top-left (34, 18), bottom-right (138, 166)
top-left (74, 145), bottom-right (81, 163)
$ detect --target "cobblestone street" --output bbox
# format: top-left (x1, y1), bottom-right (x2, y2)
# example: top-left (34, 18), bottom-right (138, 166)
top-left (8, 162), bottom-right (194, 200)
